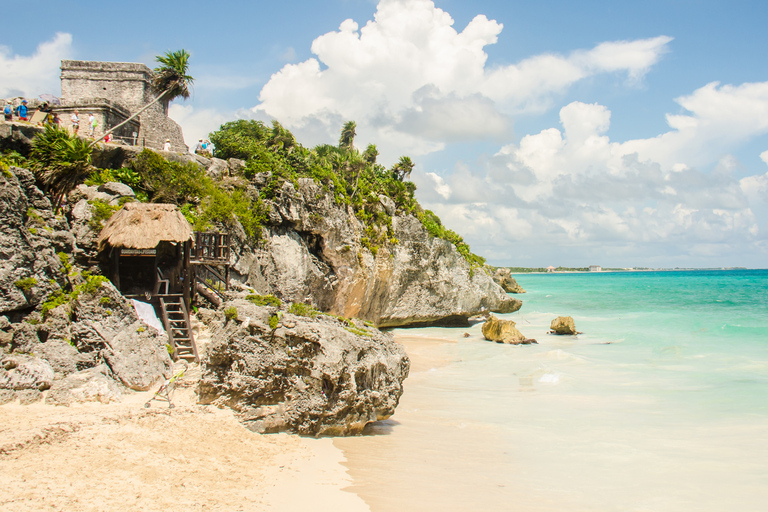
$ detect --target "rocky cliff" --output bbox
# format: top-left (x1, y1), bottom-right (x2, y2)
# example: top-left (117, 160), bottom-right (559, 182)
top-left (233, 177), bottom-right (521, 327)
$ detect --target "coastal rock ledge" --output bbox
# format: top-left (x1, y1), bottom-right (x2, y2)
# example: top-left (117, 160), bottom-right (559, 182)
top-left (198, 299), bottom-right (410, 436)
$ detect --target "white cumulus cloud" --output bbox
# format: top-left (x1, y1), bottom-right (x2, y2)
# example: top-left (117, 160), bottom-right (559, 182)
top-left (252, 0), bottom-right (672, 162)
top-left (0, 33), bottom-right (73, 98)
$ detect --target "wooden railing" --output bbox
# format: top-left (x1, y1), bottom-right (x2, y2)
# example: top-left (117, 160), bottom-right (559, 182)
top-left (194, 264), bottom-right (228, 300)
top-left (192, 232), bottom-right (230, 262)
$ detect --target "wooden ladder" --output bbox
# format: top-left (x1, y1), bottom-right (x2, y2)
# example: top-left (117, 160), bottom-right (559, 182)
top-left (159, 295), bottom-right (199, 363)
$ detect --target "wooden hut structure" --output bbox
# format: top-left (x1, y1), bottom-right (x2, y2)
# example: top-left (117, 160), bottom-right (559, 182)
top-left (98, 203), bottom-right (193, 300)
top-left (97, 202), bottom-right (232, 363)
top-left (98, 203), bottom-right (197, 361)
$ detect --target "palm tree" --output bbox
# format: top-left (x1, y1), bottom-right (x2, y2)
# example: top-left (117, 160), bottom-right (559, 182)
top-left (391, 156), bottom-right (414, 181)
top-left (89, 49), bottom-right (194, 148)
top-left (339, 121), bottom-right (357, 150)
top-left (31, 125), bottom-right (94, 212)
top-left (363, 143), bottom-right (378, 164)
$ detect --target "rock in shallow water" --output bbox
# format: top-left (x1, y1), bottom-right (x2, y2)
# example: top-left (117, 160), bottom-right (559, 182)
top-left (550, 316), bottom-right (577, 335)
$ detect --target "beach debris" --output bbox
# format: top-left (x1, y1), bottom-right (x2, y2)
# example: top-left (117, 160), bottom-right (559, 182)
top-left (549, 316), bottom-right (578, 335)
top-left (481, 314), bottom-right (533, 344)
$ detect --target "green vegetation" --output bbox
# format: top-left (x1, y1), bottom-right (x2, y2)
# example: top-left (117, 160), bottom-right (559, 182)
top-left (268, 314), bottom-right (280, 330)
top-left (30, 124), bottom-right (94, 212)
top-left (40, 275), bottom-right (109, 318)
top-left (418, 210), bottom-right (486, 268)
top-left (0, 150), bottom-right (26, 176)
top-left (289, 302), bottom-right (318, 319)
top-left (208, 119), bottom-right (483, 265)
top-left (87, 199), bottom-right (122, 230)
top-left (130, 149), bottom-right (267, 239)
top-left (14, 277), bottom-right (37, 291)
top-left (224, 306), bottom-right (239, 322)
top-left (505, 267), bottom-right (590, 273)
top-left (26, 208), bottom-right (47, 227)
top-left (246, 294), bottom-right (282, 308)
top-left (84, 167), bottom-right (142, 190)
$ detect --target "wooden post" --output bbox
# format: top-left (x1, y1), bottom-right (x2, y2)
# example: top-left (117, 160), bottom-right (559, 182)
top-left (182, 241), bottom-right (191, 310)
top-left (112, 248), bottom-right (121, 291)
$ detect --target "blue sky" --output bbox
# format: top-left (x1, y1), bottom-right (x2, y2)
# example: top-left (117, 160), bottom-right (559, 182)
top-left (3, 0), bottom-right (768, 268)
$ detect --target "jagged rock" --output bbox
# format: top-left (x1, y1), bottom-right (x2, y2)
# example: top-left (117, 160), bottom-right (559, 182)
top-left (482, 314), bottom-right (535, 344)
top-left (0, 355), bottom-right (55, 390)
top-left (233, 178), bottom-right (522, 327)
top-left (492, 268), bottom-right (527, 293)
top-left (0, 167), bottom-right (66, 314)
top-left (550, 316), bottom-right (577, 335)
top-left (198, 300), bottom-right (410, 436)
top-left (17, 389), bottom-right (43, 404)
top-left (69, 281), bottom-right (173, 391)
top-left (46, 366), bottom-right (123, 406)
top-left (98, 181), bottom-right (135, 198)
top-left (206, 158), bottom-right (228, 179)
top-left (228, 158), bottom-right (245, 175)
top-left (0, 389), bottom-right (14, 404)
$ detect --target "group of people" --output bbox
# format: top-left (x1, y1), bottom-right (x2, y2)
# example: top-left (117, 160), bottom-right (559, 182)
top-left (3, 99), bottom-right (29, 121)
top-left (194, 138), bottom-right (214, 156)
top-left (68, 110), bottom-right (100, 138)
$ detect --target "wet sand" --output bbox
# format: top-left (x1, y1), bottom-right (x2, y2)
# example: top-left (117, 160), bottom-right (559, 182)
top-left (334, 333), bottom-right (524, 512)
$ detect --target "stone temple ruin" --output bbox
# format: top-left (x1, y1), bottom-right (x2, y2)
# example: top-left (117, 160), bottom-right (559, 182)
top-left (58, 60), bottom-right (187, 152)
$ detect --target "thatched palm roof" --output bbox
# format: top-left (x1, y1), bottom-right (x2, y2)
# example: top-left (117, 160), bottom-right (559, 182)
top-left (98, 202), bottom-right (193, 251)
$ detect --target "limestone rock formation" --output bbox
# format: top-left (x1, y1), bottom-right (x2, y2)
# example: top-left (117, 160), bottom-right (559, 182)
top-left (46, 365), bottom-right (123, 406)
top-left (492, 268), bottom-right (527, 293)
top-left (550, 316), bottom-right (577, 335)
top-left (0, 355), bottom-right (55, 390)
top-left (0, 167), bottom-right (69, 316)
top-left (198, 299), bottom-right (410, 436)
top-left (232, 178), bottom-right (522, 327)
top-left (481, 314), bottom-right (536, 344)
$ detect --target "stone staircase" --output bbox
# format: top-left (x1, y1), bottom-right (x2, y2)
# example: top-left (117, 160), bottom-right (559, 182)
top-left (159, 295), bottom-right (199, 363)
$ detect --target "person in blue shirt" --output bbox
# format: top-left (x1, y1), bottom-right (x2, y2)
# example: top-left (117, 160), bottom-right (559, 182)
top-left (3, 103), bottom-right (11, 121)
top-left (16, 100), bottom-right (28, 121)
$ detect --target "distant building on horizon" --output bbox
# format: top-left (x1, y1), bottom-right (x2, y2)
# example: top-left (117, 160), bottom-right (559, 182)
top-left (589, 265), bottom-right (602, 272)
top-left (546, 266), bottom-right (556, 272)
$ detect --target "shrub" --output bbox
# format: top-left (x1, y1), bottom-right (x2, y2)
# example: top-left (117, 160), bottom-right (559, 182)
top-left (246, 294), bottom-right (282, 308)
top-left (14, 277), bottom-right (37, 291)
top-left (224, 306), bottom-right (238, 322)
top-left (289, 302), bottom-right (317, 318)
top-left (88, 199), bottom-right (121, 230)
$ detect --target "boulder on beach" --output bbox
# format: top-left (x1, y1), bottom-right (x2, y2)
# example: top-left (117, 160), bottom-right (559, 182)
top-left (481, 314), bottom-right (536, 344)
top-left (550, 316), bottom-right (577, 335)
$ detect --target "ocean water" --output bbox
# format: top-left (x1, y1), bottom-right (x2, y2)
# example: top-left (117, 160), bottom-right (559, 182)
top-left (335, 270), bottom-right (768, 511)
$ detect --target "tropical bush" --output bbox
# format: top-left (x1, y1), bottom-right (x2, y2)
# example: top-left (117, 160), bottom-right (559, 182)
top-left (29, 125), bottom-right (94, 212)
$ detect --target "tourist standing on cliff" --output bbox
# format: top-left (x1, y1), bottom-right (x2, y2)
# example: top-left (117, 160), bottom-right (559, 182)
top-left (3, 103), bottom-right (11, 121)
top-left (70, 110), bottom-right (79, 134)
top-left (163, 139), bottom-right (171, 151)
top-left (16, 100), bottom-right (28, 121)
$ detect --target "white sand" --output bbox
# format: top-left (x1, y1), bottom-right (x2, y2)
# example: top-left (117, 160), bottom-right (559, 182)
top-left (0, 374), bottom-right (369, 511)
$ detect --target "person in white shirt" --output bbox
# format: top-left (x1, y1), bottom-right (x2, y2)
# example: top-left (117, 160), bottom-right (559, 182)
top-left (70, 110), bottom-right (79, 134)
top-left (163, 139), bottom-right (171, 151)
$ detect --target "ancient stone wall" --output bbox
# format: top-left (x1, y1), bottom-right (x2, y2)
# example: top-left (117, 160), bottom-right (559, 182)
top-left (60, 60), bottom-right (187, 152)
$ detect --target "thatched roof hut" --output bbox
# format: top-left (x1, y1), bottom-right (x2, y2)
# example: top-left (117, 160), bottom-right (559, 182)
top-left (98, 203), bottom-right (193, 251)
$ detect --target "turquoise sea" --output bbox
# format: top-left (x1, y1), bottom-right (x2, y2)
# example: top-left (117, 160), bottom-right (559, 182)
top-left (336, 270), bottom-right (768, 511)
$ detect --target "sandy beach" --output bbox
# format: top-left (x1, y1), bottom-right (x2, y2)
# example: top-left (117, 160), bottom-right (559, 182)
top-left (0, 332), bottom-right (459, 512)
top-left (0, 367), bottom-right (370, 512)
